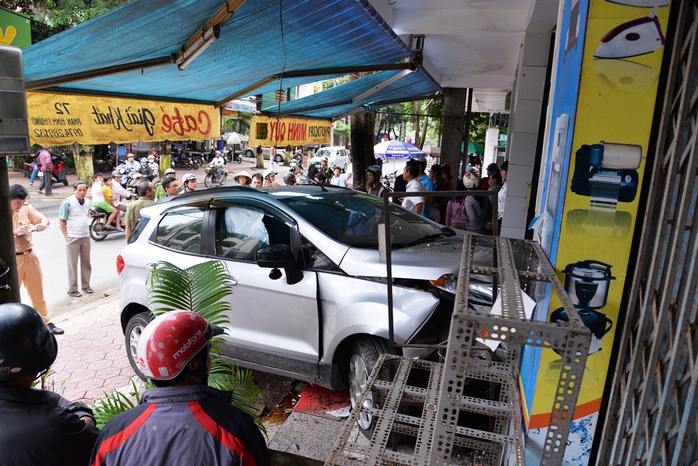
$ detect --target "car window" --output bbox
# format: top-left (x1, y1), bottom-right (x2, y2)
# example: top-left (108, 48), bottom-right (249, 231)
top-left (277, 191), bottom-right (453, 249)
top-left (155, 208), bottom-right (204, 253)
top-left (214, 205), bottom-right (291, 261)
top-left (301, 235), bottom-right (339, 271)
top-left (128, 217), bottom-right (149, 244)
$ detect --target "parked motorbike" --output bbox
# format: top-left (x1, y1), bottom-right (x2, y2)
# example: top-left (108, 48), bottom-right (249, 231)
top-left (94, 152), bottom-right (115, 173)
top-left (89, 206), bottom-right (125, 241)
top-left (171, 150), bottom-right (199, 170)
top-left (204, 166), bottom-right (227, 187)
top-left (230, 150), bottom-right (242, 164)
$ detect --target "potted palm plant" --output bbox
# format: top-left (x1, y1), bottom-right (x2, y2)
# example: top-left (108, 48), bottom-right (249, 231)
top-left (92, 260), bottom-right (264, 431)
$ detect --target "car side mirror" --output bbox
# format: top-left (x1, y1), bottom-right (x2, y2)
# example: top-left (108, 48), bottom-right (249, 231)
top-left (255, 244), bottom-right (303, 285)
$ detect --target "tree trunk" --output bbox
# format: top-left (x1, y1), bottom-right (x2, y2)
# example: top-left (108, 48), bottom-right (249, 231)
top-left (349, 112), bottom-right (376, 190)
top-left (442, 88), bottom-right (467, 176)
top-left (256, 145), bottom-right (264, 169)
top-left (73, 142), bottom-right (94, 185)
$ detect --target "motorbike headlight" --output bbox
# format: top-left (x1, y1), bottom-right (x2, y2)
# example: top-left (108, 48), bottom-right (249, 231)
top-left (429, 274), bottom-right (457, 293)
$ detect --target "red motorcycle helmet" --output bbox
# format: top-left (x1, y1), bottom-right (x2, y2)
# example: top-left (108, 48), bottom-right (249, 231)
top-left (136, 311), bottom-right (224, 380)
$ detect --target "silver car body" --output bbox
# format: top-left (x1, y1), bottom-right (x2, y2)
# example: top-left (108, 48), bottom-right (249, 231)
top-left (118, 186), bottom-right (462, 389)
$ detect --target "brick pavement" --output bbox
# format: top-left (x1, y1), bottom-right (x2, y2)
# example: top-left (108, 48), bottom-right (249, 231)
top-left (43, 294), bottom-right (140, 404)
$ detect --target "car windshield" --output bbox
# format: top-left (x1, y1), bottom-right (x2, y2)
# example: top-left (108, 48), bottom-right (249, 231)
top-left (277, 191), bottom-right (454, 248)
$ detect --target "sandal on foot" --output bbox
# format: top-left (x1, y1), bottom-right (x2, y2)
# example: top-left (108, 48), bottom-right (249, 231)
top-left (67, 291), bottom-right (83, 298)
top-left (82, 287), bottom-right (93, 294)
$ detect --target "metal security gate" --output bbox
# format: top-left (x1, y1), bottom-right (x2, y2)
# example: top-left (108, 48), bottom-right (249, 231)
top-left (597, 0), bottom-right (698, 464)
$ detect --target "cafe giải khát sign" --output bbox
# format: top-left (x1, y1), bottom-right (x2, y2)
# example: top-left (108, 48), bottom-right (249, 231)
top-left (26, 91), bottom-right (221, 146)
top-left (249, 115), bottom-right (331, 148)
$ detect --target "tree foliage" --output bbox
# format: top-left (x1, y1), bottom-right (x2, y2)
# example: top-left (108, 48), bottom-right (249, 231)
top-left (1, 0), bottom-right (130, 42)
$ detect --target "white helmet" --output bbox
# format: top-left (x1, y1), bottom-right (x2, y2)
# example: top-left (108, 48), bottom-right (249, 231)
top-left (462, 171), bottom-right (480, 189)
top-left (147, 154), bottom-right (155, 161)
top-left (182, 173), bottom-right (196, 183)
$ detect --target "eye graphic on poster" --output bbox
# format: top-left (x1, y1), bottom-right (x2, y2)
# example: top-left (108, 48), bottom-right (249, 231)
top-left (571, 142), bottom-right (642, 208)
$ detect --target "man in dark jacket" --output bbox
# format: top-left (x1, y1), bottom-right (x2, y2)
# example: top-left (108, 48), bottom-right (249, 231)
top-left (0, 303), bottom-right (99, 466)
top-left (90, 311), bottom-right (269, 466)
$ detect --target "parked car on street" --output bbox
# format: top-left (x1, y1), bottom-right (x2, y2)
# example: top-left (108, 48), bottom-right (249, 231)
top-left (117, 185), bottom-right (492, 432)
top-left (243, 146), bottom-right (286, 163)
top-left (310, 146), bottom-right (350, 171)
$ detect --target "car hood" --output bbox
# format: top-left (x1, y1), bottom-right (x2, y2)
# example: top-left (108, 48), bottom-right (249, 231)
top-left (339, 234), bottom-right (466, 280)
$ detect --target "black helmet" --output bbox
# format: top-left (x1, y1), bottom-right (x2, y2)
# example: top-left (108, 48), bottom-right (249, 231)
top-left (283, 172), bottom-right (296, 184)
top-left (0, 303), bottom-right (57, 381)
top-left (366, 165), bottom-right (382, 177)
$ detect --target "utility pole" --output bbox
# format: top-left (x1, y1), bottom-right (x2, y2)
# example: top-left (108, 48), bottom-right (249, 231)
top-left (0, 45), bottom-right (30, 303)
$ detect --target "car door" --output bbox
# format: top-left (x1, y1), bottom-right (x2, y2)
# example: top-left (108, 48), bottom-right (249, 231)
top-left (208, 199), bottom-right (320, 375)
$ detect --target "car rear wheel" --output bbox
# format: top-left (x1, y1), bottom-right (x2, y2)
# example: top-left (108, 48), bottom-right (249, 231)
top-left (125, 311), bottom-right (151, 380)
top-left (348, 336), bottom-right (390, 435)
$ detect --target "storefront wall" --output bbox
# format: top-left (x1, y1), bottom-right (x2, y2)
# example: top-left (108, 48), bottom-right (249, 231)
top-left (524, 0), bottom-right (672, 463)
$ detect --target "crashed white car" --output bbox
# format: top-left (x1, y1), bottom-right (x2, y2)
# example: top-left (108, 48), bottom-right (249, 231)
top-left (117, 185), bottom-right (489, 429)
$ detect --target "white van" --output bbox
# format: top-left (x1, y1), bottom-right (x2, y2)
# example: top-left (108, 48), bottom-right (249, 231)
top-left (310, 146), bottom-right (350, 170)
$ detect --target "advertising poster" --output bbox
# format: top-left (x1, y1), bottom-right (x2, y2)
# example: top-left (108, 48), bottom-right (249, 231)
top-left (0, 8), bottom-right (31, 49)
top-left (526, 0), bottom-right (671, 463)
top-left (249, 115), bottom-right (331, 148)
top-left (26, 91), bottom-right (221, 145)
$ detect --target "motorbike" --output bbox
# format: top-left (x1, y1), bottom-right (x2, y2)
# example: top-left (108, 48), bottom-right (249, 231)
top-left (204, 166), bottom-right (227, 187)
top-left (288, 153), bottom-right (302, 173)
top-left (171, 150), bottom-right (199, 170)
top-left (89, 206), bottom-right (125, 241)
top-left (94, 152), bottom-right (115, 173)
top-left (230, 150), bottom-right (243, 164)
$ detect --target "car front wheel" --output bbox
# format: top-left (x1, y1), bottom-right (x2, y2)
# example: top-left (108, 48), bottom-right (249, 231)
top-left (125, 311), bottom-right (151, 380)
top-left (348, 336), bottom-right (390, 435)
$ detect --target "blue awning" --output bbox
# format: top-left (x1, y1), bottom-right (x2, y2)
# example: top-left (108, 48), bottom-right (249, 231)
top-left (260, 69), bottom-right (440, 119)
top-left (23, 0), bottom-right (441, 118)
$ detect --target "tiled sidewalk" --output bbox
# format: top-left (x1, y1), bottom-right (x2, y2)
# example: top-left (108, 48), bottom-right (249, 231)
top-left (44, 295), bottom-right (139, 404)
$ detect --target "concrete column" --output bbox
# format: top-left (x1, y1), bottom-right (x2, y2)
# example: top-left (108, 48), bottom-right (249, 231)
top-left (441, 88), bottom-right (467, 174)
top-left (501, 31), bottom-right (553, 239)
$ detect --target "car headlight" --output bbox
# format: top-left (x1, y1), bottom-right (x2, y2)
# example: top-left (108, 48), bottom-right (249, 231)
top-left (429, 274), bottom-right (457, 293)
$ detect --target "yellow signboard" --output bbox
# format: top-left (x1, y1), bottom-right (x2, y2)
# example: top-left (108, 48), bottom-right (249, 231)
top-left (249, 115), bottom-right (331, 147)
top-left (26, 92), bottom-right (221, 145)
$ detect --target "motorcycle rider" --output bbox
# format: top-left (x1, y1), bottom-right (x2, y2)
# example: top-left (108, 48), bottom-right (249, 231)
top-left (110, 170), bottom-right (134, 210)
top-left (123, 153), bottom-right (140, 174)
top-left (90, 311), bottom-right (269, 466)
top-left (209, 150), bottom-right (226, 182)
top-left (147, 154), bottom-right (159, 180)
top-left (154, 167), bottom-right (178, 201)
top-left (138, 157), bottom-right (155, 181)
top-left (263, 169), bottom-right (279, 187)
top-left (0, 303), bottom-right (99, 465)
top-left (182, 173), bottom-right (197, 193)
top-left (91, 174), bottom-right (122, 231)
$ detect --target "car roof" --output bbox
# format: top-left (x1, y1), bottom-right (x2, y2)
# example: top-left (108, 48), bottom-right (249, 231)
top-left (153, 184), bottom-right (355, 207)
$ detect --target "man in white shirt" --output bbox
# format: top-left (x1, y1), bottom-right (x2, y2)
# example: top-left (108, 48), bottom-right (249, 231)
top-left (58, 181), bottom-right (92, 298)
top-left (401, 162), bottom-right (426, 214)
top-left (498, 161), bottom-right (508, 232)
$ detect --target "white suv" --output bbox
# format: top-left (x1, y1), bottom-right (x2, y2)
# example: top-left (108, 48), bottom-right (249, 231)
top-left (310, 146), bottom-right (350, 171)
top-left (117, 185), bottom-right (491, 430)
